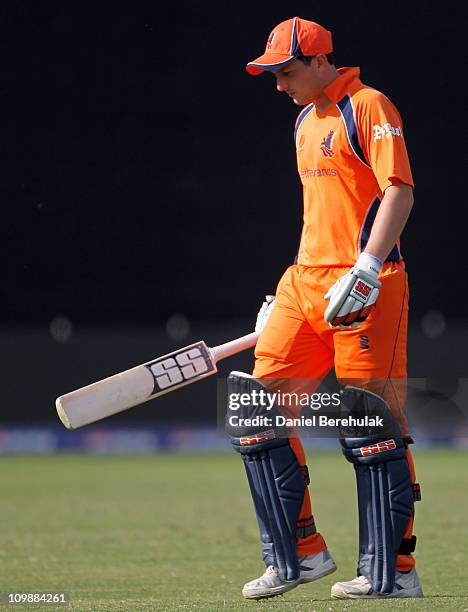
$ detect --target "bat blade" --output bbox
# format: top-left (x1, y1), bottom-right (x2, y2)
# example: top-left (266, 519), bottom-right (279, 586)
top-left (56, 341), bottom-right (216, 430)
top-left (56, 332), bottom-right (258, 430)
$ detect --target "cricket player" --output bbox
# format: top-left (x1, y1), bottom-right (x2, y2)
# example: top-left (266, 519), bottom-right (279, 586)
top-left (226, 17), bottom-right (423, 600)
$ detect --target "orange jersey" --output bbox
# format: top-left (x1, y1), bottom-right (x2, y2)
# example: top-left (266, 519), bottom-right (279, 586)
top-left (295, 67), bottom-right (414, 267)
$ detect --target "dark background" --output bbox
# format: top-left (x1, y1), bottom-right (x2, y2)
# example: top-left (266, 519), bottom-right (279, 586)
top-left (1, 0), bottom-right (466, 324)
top-left (0, 2), bottom-right (466, 425)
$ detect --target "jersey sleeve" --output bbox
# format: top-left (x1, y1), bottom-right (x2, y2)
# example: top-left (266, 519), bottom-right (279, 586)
top-left (356, 90), bottom-right (414, 193)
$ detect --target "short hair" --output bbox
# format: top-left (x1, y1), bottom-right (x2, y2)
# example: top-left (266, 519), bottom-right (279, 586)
top-left (297, 53), bottom-right (335, 66)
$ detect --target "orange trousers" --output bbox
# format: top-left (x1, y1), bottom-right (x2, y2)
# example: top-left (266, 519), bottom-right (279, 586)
top-left (253, 263), bottom-right (416, 572)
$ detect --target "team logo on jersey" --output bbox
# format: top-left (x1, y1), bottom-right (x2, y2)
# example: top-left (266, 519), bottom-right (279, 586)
top-left (373, 123), bottom-right (402, 142)
top-left (320, 130), bottom-right (335, 157)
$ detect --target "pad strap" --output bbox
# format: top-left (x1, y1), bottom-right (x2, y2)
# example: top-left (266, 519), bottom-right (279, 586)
top-left (296, 516), bottom-right (316, 539)
top-left (398, 535), bottom-right (417, 555)
top-left (413, 482), bottom-right (422, 502)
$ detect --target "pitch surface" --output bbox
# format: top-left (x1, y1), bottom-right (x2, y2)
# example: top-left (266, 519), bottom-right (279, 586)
top-left (0, 451), bottom-right (466, 610)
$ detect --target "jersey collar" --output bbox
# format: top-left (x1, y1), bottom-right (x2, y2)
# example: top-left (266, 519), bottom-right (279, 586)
top-left (322, 67), bottom-right (361, 103)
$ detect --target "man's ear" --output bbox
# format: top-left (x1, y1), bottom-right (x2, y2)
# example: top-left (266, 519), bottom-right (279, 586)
top-left (315, 54), bottom-right (328, 68)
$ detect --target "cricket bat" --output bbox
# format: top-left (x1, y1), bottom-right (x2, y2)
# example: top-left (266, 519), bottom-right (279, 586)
top-left (56, 331), bottom-right (259, 430)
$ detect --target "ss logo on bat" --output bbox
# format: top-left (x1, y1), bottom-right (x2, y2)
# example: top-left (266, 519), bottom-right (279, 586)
top-left (146, 342), bottom-right (215, 393)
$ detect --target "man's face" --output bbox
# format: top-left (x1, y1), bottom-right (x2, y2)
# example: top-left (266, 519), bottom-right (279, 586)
top-left (273, 58), bottom-right (323, 106)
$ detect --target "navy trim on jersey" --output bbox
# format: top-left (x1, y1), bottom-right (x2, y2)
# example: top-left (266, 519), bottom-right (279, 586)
top-left (360, 196), bottom-right (401, 261)
top-left (337, 94), bottom-right (370, 168)
top-left (294, 103), bottom-right (314, 144)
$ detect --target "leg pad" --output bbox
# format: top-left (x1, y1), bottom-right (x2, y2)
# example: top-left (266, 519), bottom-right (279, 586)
top-left (226, 372), bottom-right (305, 581)
top-left (339, 386), bottom-right (414, 595)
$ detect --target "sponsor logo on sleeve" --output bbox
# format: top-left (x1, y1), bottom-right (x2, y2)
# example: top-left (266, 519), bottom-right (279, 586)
top-left (373, 123), bottom-right (402, 142)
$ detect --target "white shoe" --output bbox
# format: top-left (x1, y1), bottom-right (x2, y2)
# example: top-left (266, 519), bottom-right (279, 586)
top-left (331, 568), bottom-right (424, 599)
top-left (242, 550), bottom-right (337, 600)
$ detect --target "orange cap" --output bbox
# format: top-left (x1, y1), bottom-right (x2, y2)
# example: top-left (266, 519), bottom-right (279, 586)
top-left (247, 17), bottom-right (333, 75)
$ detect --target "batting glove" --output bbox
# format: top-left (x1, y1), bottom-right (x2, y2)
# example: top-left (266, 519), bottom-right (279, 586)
top-left (324, 253), bottom-right (382, 329)
top-left (255, 295), bottom-right (275, 333)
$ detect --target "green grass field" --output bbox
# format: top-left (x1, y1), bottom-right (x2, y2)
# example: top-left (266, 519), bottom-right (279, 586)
top-left (0, 450), bottom-right (467, 611)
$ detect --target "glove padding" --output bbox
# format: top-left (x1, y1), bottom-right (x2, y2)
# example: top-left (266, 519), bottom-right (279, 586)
top-left (255, 295), bottom-right (275, 333)
top-left (324, 265), bottom-right (381, 329)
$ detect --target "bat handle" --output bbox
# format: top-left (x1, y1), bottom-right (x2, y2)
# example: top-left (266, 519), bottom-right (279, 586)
top-left (211, 331), bottom-right (259, 362)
